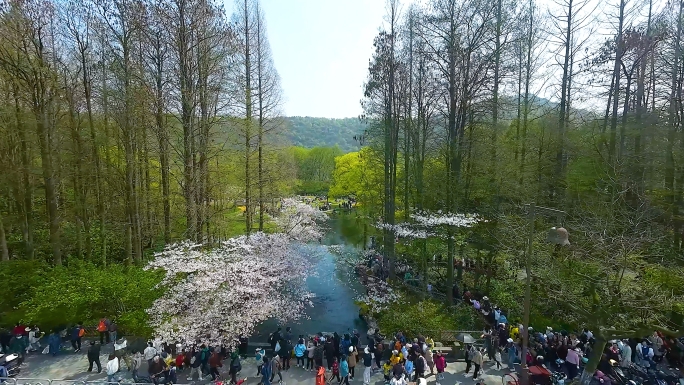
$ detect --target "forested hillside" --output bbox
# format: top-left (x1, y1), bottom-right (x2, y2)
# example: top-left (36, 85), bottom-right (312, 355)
top-left (284, 117), bottom-right (366, 152)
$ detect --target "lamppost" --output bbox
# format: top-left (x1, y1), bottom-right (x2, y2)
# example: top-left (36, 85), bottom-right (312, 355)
top-left (520, 203), bottom-right (569, 385)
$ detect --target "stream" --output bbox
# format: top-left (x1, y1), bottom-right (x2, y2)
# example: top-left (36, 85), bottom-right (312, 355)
top-left (251, 214), bottom-right (369, 342)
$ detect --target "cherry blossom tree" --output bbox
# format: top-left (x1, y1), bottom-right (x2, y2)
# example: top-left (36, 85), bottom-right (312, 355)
top-left (357, 275), bottom-right (403, 313)
top-left (375, 211), bottom-right (483, 239)
top-left (145, 199), bottom-right (327, 347)
top-left (275, 198), bottom-right (328, 241)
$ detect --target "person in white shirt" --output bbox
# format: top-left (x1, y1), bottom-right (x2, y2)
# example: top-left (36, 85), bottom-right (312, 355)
top-left (648, 332), bottom-right (664, 361)
top-left (153, 337), bottom-right (164, 353)
top-left (636, 339), bottom-right (654, 368)
top-left (106, 354), bottom-right (120, 383)
top-left (390, 373), bottom-right (407, 385)
top-left (28, 327), bottom-right (41, 352)
top-left (618, 340), bottom-right (632, 368)
top-left (114, 338), bottom-right (129, 370)
top-left (144, 342), bottom-right (158, 365)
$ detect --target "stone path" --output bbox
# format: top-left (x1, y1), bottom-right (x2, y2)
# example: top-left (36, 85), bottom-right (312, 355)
top-left (15, 345), bottom-right (510, 385)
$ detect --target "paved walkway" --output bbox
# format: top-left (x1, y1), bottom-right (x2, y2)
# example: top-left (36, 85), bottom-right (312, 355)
top-left (16, 345), bottom-right (509, 385)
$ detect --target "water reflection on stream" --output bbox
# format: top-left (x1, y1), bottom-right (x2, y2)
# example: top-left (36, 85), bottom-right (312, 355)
top-left (252, 214), bottom-right (369, 342)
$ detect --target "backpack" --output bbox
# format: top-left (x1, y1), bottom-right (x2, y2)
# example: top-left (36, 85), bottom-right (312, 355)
top-left (641, 345), bottom-right (650, 358)
top-left (415, 356), bottom-right (425, 371)
top-left (78, 328), bottom-right (85, 337)
top-left (97, 321), bottom-right (106, 332)
top-left (232, 357), bottom-right (242, 372)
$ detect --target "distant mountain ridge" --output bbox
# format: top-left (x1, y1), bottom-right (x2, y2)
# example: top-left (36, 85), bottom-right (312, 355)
top-left (284, 116), bottom-right (366, 152)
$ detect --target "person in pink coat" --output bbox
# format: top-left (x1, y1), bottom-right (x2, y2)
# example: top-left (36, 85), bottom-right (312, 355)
top-left (434, 351), bottom-right (447, 383)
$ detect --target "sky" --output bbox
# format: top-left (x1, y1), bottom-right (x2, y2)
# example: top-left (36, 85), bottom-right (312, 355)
top-left (223, 0), bottom-right (388, 119)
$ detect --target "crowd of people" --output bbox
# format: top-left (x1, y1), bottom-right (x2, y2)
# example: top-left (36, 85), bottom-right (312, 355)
top-left (4, 310), bottom-right (682, 385)
top-left (463, 289), bottom-right (684, 385)
top-left (259, 327), bottom-right (450, 385)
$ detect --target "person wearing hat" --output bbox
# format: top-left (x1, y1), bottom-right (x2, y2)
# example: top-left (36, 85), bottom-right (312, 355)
top-left (483, 328), bottom-right (501, 369)
top-left (390, 349), bottom-right (401, 365)
top-left (28, 326), bottom-right (42, 352)
top-left (507, 338), bottom-right (518, 370)
top-left (481, 296), bottom-right (492, 315)
top-left (114, 337), bottom-right (130, 370)
top-left (348, 346), bottom-right (358, 380)
top-left (363, 346), bottom-right (373, 385)
top-left (255, 347), bottom-right (265, 378)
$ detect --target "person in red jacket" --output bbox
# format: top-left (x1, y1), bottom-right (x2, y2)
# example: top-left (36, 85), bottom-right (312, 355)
top-left (316, 366), bottom-right (326, 385)
top-left (208, 349), bottom-right (222, 381)
top-left (13, 323), bottom-right (27, 337)
top-left (176, 350), bottom-right (185, 371)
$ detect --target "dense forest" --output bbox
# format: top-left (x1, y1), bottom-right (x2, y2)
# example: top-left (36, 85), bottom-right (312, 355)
top-left (0, 0), bottom-right (683, 370)
top-left (284, 117), bottom-right (367, 152)
top-left (324, 0), bottom-right (684, 379)
top-left (0, 0), bottom-right (300, 266)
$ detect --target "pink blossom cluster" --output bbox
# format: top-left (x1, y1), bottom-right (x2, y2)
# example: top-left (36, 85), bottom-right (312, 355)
top-left (145, 197), bottom-right (328, 348)
top-left (411, 211), bottom-right (483, 228)
top-left (275, 198), bottom-right (328, 242)
top-left (375, 222), bottom-right (432, 239)
top-left (357, 276), bottom-right (402, 313)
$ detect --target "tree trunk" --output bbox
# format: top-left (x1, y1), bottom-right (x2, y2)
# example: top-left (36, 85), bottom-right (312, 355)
top-left (521, 0), bottom-right (534, 186)
top-left (244, 0), bottom-right (253, 235)
top-left (557, 0), bottom-right (573, 201)
top-left (35, 97), bottom-right (61, 265)
top-left (491, 0), bottom-right (502, 186)
top-left (579, 337), bottom-right (607, 385)
top-left (447, 230), bottom-right (455, 303)
top-left (0, 208), bottom-right (8, 261)
top-left (81, 43), bottom-right (102, 263)
top-left (100, 41), bottom-right (109, 267)
top-left (13, 84), bottom-right (33, 259)
top-left (256, 3), bottom-right (264, 232)
top-left (666, 0), bottom-right (682, 247)
top-left (609, 0), bottom-right (626, 163)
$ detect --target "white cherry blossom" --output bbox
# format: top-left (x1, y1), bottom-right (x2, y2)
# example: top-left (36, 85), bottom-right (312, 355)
top-left (145, 199), bottom-right (327, 348)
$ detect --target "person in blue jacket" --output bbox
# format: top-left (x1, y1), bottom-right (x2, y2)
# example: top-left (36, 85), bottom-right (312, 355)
top-left (294, 339), bottom-right (307, 368)
top-left (261, 356), bottom-right (272, 385)
top-left (340, 355), bottom-right (350, 385)
top-left (48, 330), bottom-right (61, 357)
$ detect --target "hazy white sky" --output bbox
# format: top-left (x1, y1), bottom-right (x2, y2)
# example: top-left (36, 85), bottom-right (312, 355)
top-left (224, 0), bottom-right (388, 119)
